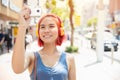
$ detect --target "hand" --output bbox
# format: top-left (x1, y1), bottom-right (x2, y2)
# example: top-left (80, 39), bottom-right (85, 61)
top-left (19, 5), bottom-right (31, 29)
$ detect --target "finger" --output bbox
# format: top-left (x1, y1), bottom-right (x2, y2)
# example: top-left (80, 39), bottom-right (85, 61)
top-left (26, 18), bottom-right (31, 24)
top-left (20, 9), bottom-right (31, 20)
top-left (22, 4), bottom-right (29, 10)
top-left (22, 4), bottom-right (31, 14)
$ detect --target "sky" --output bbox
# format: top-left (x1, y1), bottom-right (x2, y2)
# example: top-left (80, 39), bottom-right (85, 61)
top-left (74, 0), bottom-right (110, 14)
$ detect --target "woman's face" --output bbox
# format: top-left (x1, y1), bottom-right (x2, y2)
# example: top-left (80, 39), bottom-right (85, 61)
top-left (39, 17), bottom-right (58, 44)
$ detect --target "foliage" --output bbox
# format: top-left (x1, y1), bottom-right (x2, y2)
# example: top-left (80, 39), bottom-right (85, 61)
top-left (51, 0), bottom-right (56, 5)
top-left (87, 17), bottom-right (98, 27)
top-left (51, 7), bottom-right (69, 20)
top-left (45, 0), bottom-right (56, 9)
top-left (45, 0), bottom-right (50, 9)
top-left (45, 0), bottom-right (69, 21)
top-left (65, 46), bottom-right (78, 53)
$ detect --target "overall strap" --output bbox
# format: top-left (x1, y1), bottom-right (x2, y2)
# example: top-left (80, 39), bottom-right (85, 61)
top-left (34, 52), bottom-right (37, 80)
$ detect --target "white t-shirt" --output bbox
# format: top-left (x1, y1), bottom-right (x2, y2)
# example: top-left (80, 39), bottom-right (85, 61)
top-left (25, 34), bottom-right (33, 43)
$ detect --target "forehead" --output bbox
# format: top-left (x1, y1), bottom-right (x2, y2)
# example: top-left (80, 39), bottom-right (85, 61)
top-left (40, 17), bottom-right (58, 24)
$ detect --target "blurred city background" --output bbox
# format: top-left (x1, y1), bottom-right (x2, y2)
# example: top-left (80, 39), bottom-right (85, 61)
top-left (0, 0), bottom-right (120, 80)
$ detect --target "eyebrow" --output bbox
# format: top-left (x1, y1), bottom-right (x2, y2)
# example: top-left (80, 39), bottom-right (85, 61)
top-left (40, 24), bottom-right (55, 26)
top-left (40, 24), bottom-right (44, 26)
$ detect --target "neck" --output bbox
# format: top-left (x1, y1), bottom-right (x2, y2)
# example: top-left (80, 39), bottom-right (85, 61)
top-left (41, 44), bottom-right (58, 55)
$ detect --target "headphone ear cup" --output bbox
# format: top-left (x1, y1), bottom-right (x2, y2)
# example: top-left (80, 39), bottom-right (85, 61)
top-left (60, 27), bottom-right (64, 36)
top-left (57, 16), bottom-right (64, 36)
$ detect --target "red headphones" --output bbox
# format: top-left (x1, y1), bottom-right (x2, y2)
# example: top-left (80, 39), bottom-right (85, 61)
top-left (56, 16), bottom-right (65, 36)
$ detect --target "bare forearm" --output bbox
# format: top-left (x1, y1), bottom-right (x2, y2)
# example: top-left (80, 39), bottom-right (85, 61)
top-left (12, 27), bottom-right (26, 73)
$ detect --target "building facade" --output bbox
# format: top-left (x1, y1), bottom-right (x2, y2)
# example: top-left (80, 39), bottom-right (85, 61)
top-left (109, 0), bottom-right (120, 35)
top-left (0, 0), bottom-right (23, 45)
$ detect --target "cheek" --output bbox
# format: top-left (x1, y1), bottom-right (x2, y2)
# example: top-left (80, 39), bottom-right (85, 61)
top-left (53, 29), bottom-right (59, 36)
top-left (55, 32), bottom-right (58, 38)
top-left (38, 30), bottom-right (42, 38)
top-left (53, 30), bottom-right (58, 34)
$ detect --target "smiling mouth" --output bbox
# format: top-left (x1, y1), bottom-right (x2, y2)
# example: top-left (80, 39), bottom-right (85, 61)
top-left (43, 35), bottom-right (52, 38)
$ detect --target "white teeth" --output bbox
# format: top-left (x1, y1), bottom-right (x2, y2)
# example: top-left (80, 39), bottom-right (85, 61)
top-left (43, 35), bottom-right (51, 38)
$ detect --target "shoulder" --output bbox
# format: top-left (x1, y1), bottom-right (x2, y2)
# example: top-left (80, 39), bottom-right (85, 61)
top-left (65, 52), bottom-right (75, 61)
top-left (25, 51), bottom-right (39, 67)
top-left (65, 53), bottom-right (76, 80)
top-left (26, 51), bottom-right (37, 73)
top-left (64, 52), bottom-right (75, 67)
top-left (25, 51), bottom-right (36, 61)
top-left (25, 52), bottom-right (35, 65)
top-left (66, 53), bottom-right (75, 71)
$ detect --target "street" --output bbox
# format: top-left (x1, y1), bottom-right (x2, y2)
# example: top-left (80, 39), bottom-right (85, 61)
top-left (0, 34), bottom-right (120, 80)
top-left (0, 0), bottom-right (120, 80)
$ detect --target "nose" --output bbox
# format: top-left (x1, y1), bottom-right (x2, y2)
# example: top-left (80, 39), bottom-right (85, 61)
top-left (44, 27), bottom-right (50, 32)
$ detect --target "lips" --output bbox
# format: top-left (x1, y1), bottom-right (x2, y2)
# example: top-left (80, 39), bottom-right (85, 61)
top-left (43, 35), bottom-right (52, 39)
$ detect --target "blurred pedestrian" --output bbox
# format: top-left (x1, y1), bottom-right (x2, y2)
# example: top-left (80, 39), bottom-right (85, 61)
top-left (116, 31), bottom-right (120, 40)
top-left (4, 32), bottom-right (12, 53)
top-left (25, 29), bottom-right (33, 49)
top-left (0, 30), bottom-right (5, 54)
top-left (12, 5), bottom-right (76, 80)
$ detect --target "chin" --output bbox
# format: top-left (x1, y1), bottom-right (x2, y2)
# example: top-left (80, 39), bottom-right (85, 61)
top-left (44, 41), bottom-right (55, 44)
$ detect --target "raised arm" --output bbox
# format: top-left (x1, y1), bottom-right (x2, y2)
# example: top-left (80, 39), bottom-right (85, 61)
top-left (12, 5), bottom-right (31, 74)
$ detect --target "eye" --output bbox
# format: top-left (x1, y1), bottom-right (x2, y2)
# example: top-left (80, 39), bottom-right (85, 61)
top-left (49, 25), bottom-right (55, 28)
top-left (49, 24), bottom-right (56, 28)
top-left (41, 26), bottom-right (45, 28)
top-left (40, 25), bottom-right (45, 29)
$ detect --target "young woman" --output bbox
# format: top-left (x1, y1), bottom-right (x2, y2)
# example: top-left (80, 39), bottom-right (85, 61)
top-left (12, 5), bottom-right (76, 80)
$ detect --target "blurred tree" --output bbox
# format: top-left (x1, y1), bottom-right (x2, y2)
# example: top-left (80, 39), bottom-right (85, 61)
top-left (87, 17), bottom-right (98, 31)
top-left (68, 0), bottom-right (74, 46)
top-left (45, 0), bottom-right (56, 10)
top-left (45, 0), bottom-right (69, 24)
